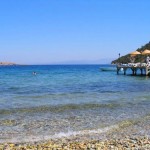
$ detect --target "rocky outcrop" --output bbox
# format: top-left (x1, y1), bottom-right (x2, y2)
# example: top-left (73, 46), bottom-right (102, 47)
top-left (0, 62), bottom-right (17, 65)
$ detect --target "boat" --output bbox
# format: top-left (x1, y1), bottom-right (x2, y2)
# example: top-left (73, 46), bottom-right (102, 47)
top-left (100, 67), bottom-right (116, 72)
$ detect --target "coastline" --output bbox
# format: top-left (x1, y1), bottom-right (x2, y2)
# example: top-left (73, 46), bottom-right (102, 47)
top-left (0, 62), bottom-right (17, 66)
top-left (0, 137), bottom-right (149, 149)
top-left (0, 116), bottom-right (150, 149)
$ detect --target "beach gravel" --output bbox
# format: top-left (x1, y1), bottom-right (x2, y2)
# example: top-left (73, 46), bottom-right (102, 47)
top-left (0, 137), bottom-right (149, 150)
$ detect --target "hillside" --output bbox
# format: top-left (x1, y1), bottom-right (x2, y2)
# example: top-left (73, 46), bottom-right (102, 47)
top-left (111, 41), bottom-right (150, 64)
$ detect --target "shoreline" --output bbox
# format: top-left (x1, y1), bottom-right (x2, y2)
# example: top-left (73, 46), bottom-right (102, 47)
top-left (0, 136), bottom-right (149, 149)
top-left (0, 118), bottom-right (149, 149)
top-left (1, 113), bottom-right (149, 143)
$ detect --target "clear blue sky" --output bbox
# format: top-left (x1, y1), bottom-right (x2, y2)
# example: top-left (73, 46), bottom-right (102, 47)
top-left (0, 0), bottom-right (150, 64)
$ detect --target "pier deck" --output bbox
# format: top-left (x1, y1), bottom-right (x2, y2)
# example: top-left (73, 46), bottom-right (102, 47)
top-left (116, 63), bottom-right (150, 76)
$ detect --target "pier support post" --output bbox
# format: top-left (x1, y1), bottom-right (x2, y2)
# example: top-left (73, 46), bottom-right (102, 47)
top-left (117, 68), bottom-right (120, 75)
top-left (131, 68), bottom-right (135, 75)
top-left (123, 68), bottom-right (127, 75)
top-left (140, 69), bottom-right (143, 75)
top-left (131, 68), bottom-right (137, 75)
top-left (145, 67), bottom-right (150, 76)
top-left (135, 68), bottom-right (137, 75)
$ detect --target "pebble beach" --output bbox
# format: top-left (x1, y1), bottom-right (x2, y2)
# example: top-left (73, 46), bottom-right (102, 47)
top-left (0, 114), bottom-right (150, 150)
top-left (0, 137), bottom-right (149, 150)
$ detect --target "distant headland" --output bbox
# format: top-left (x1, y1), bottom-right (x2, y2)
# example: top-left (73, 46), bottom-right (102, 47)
top-left (0, 62), bottom-right (18, 66)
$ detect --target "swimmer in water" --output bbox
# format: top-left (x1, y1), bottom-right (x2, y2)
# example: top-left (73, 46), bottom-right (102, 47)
top-left (32, 72), bottom-right (37, 75)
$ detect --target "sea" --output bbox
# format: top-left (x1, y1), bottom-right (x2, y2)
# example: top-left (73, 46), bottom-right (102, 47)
top-left (0, 65), bottom-right (150, 143)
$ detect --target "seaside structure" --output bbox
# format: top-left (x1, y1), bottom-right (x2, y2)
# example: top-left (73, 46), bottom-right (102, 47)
top-left (116, 49), bottom-right (150, 76)
top-left (116, 63), bottom-right (150, 76)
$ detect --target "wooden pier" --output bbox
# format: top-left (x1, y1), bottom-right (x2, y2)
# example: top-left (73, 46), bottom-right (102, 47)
top-left (116, 63), bottom-right (150, 76)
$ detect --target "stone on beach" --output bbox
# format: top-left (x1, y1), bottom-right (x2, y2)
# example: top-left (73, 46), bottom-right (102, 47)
top-left (0, 137), bottom-right (149, 150)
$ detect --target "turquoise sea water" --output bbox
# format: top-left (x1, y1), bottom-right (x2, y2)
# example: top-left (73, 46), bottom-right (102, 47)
top-left (0, 65), bottom-right (150, 142)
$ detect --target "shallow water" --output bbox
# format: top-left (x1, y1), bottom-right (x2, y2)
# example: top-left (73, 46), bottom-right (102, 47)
top-left (0, 65), bottom-right (150, 143)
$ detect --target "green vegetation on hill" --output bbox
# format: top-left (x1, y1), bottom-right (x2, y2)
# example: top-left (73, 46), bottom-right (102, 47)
top-left (111, 41), bottom-right (150, 64)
